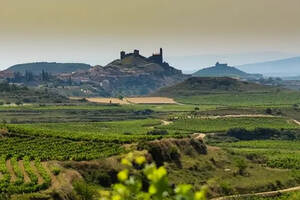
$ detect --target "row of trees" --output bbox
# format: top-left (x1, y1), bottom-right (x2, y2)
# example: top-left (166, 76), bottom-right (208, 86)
top-left (7, 70), bottom-right (50, 83)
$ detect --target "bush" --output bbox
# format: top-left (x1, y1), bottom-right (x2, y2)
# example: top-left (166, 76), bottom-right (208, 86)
top-left (51, 167), bottom-right (61, 176)
top-left (73, 180), bottom-right (98, 200)
top-left (227, 128), bottom-right (296, 141)
top-left (147, 129), bottom-right (168, 135)
top-left (234, 158), bottom-right (248, 176)
top-left (265, 108), bottom-right (272, 115)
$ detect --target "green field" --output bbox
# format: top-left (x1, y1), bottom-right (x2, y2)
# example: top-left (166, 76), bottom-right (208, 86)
top-left (160, 117), bottom-right (300, 133)
top-left (217, 140), bottom-right (300, 169)
top-left (176, 91), bottom-right (300, 107)
top-left (3, 119), bottom-right (190, 142)
top-left (1, 88), bottom-right (300, 199)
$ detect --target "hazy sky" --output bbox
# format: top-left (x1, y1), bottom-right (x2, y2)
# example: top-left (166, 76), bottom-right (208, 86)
top-left (1, 0), bottom-right (300, 70)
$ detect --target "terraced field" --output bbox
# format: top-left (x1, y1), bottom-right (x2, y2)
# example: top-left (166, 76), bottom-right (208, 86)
top-left (0, 155), bottom-right (52, 193)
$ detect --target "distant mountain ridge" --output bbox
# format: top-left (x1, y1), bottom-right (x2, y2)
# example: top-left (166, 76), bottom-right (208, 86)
top-left (193, 62), bottom-right (262, 80)
top-left (238, 56), bottom-right (300, 77)
top-left (7, 62), bottom-right (91, 75)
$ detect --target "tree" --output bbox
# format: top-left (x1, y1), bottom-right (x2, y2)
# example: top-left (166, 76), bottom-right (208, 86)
top-left (235, 158), bottom-right (247, 176)
top-left (25, 70), bottom-right (34, 82)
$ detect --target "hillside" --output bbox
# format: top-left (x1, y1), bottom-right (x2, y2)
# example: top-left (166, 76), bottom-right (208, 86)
top-left (1, 50), bottom-right (187, 96)
top-left (238, 57), bottom-right (300, 77)
top-left (0, 82), bottom-right (69, 104)
top-left (60, 49), bottom-right (188, 96)
top-left (153, 77), bottom-right (273, 97)
top-left (193, 62), bottom-right (262, 80)
top-left (7, 62), bottom-right (91, 75)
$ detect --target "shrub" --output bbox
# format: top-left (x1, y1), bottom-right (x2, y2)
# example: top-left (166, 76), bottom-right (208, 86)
top-left (51, 167), bottom-right (61, 176)
top-left (219, 182), bottom-right (234, 196)
top-left (73, 180), bottom-right (98, 200)
top-left (234, 158), bottom-right (248, 176)
top-left (147, 129), bottom-right (168, 135)
top-left (265, 108), bottom-right (272, 115)
top-left (97, 153), bottom-right (207, 200)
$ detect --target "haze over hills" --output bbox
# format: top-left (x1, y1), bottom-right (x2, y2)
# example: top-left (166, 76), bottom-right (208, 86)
top-left (6, 62), bottom-right (91, 75)
top-left (237, 57), bottom-right (300, 77)
top-left (193, 62), bottom-right (262, 80)
top-left (167, 51), bottom-right (299, 73)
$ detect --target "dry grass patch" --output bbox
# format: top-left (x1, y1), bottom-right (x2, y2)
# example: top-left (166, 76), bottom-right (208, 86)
top-left (126, 97), bottom-right (177, 104)
top-left (86, 98), bottom-right (130, 104)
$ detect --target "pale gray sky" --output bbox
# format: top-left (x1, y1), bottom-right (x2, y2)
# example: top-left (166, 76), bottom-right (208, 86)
top-left (1, 0), bottom-right (300, 70)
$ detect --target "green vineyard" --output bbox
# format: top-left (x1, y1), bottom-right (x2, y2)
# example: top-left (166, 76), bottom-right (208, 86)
top-left (0, 155), bottom-right (52, 193)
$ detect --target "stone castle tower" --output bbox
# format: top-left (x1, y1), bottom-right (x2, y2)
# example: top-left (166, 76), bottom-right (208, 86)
top-left (120, 48), bottom-right (164, 65)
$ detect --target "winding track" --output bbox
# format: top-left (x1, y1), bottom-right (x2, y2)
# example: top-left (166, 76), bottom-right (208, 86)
top-left (211, 186), bottom-right (300, 200)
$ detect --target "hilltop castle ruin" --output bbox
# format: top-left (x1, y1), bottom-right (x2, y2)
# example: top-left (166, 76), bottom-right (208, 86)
top-left (120, 48), bottom-right (164, 65)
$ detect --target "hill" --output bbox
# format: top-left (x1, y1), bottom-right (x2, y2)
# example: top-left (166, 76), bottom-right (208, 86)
top-left (0, 82), bottom-right (69, 104)
top-left (1, 49), bottom-right (187, 96)
top-left (193, 62), bottom-right (262, 80)
top-left (238, 57), bottom-right (300, 77)
top-left (59, 49), bottom-right (187, 96)
top-left (7, 62), bottom-right (91, 75)
top-left (153, 77), bottom-right (273, 97)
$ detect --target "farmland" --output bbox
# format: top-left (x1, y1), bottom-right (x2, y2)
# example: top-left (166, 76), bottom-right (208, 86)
top-left (1, 86), bottom-right (300, 199)
top-left (175, 91), bottom-right (300, 107)
top-left (159, 117), bottom-right (300, 133)
top-left (217, 140), bottom-right (300, 169)
top-left (0, 155), bottom-right (51, 194)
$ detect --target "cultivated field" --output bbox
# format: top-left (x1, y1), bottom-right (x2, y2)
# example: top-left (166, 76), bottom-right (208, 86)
top-left (1, 90), bottom-right (300, 199)
top-left (217, 140), bottom-right (300, 169)
top-left (159, 117), bottom-right (300, 133)
top-left (126, 97), bottom-right (177, 104)
top-left (86, 97), bottom-right (177, 105)
top-left (86, 97), bottom-right (130, 104)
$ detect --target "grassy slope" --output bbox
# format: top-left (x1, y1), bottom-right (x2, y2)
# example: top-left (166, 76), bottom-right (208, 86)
top-left (153, 77), bottom-right (300, 107)
top-left (217, 140), bottom-right (300, 169)
top-left (166, 145), bottom-right (300, 198)
top-left (154, 77), bottom-right (273, 97)
top-left (0, 83), bottom-right (69, 104)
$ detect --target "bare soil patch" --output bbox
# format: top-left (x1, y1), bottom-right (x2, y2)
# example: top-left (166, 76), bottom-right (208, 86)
top-left (6, 159), bottom-right (16, 183)
top-left (30, 161), bottom-right (43, 184)
top-left (18, 160), bottom-right (30, 183)
top-left (161, 120), bottom-right (173, 125)
top-left (86, 97), bottom-right (177, 104)
top-left (86, 97), bottom-right (130, 104)
top-left (42, 162), bottom-right (59, 190)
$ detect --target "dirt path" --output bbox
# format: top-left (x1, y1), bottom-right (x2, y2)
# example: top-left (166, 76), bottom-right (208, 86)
top-left (293, 119), bottom-right (300, 125)
top-left (193, 133), bottom-right (206, 140)
top-left (198, 114), bottom-right (274, 119)
top-left (211, 185), bottom-right (300, 200)
top-left (18, 160), bottom-right (30, 183)
top-left (30, 161), bottom-right (43, 185)
top-left (161, 120), bottom-right (173, 125)
top-left (6, 159), bottom-right (16, 183)
top-left (42, 162), bottom-right (59, 190)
